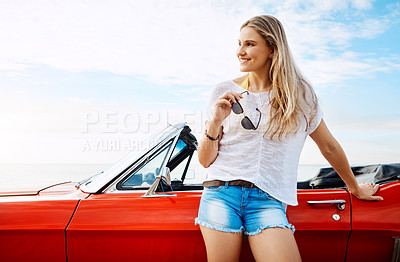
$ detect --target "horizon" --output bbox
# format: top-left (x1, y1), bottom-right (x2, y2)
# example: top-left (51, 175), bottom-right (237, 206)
top-left (0, 0), bottom-right (399, 167)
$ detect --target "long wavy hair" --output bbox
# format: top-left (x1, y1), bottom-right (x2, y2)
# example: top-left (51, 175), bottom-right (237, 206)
top-left (241, 15), bottom-right (318, 140)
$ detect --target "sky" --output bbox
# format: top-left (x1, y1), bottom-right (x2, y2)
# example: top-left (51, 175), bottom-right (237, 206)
top-left (0, 0), bottom-right (399, 166)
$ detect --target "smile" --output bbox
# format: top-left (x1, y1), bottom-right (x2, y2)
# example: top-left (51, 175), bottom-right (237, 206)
top-left (239, 58), bottom-right (251, 64)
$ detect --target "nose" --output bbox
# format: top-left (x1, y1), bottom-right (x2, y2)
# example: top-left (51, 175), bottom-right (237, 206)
top-left (236, 45), bottom-right (246, 57)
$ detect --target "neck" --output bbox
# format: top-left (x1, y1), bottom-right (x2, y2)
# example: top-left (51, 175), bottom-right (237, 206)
top-left (248, 72), bottom-right (272, 93)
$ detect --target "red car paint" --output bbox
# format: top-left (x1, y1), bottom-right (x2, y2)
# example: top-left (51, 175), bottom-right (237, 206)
top-left (0, 183), bottom-right (88, 262)
top-left (346, 182), bottom-right (400, 262)
top-left (1, 182), bottom-right (397, 262)
top-left (1, 124), bottom-right (398, 261)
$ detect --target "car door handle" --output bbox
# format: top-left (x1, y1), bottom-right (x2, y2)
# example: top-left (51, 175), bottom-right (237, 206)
top-left (307, 200), bottom-right (346, 211)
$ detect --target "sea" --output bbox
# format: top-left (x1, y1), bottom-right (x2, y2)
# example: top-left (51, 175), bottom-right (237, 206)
top-left (0, 163), bottom-right (327, 191)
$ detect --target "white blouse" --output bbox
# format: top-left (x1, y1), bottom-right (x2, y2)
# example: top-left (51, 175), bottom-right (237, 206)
top-left (204, 80), bottom-right (323, 206)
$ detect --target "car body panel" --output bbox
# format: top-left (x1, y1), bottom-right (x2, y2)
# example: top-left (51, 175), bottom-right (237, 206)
top-left (0, 190), bottom-right (38, 197)
top-left (67, 191), bottom-right (205, 261)
top-left (290, 189), bottom-right (351, 262)
top-left (0, 183), bottom-right (88, 262)
top-left (346, 181), bottom-right (400, 262)
top-left (0, 181), bottom-right (74, 197)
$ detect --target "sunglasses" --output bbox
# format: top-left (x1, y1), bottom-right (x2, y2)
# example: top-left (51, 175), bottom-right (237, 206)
top-left (231, 91), bottom-right (261, 130)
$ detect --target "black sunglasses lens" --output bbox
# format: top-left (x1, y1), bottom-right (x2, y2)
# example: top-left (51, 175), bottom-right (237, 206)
top-left (241, 117), bottom-right (255, 130)
top-left (231, 102), bottom-right (243, 114)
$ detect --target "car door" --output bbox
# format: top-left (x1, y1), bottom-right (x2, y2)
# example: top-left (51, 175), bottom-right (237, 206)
top-left (287, 188), bottom-right (351, 262)
top-left (66, 130), bottom-right (208, 262)
top-left (66, 191), bottom-right (205, 262)
top-left (345, 181), bottom-right (400, 262)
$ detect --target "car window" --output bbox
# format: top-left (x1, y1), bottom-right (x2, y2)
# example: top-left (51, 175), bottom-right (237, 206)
top-left (170, 155), bottom-right (190, 182)
top-left (168, 138), bottom-right (194, 183)
top-left (185, 151), bottom-right (206, 183)
top-left (121, 141), bottom-right (172, 188)
top-left (170, 139), bottom-right (187, 160)
top-left (85, 124), bottom-right (185, 191)
top-left (169, 150), bottom-right (206, 185)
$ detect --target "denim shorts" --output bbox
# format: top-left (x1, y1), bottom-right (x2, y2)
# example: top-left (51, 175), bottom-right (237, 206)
top-left (195, 182), bottom-right (295, 235)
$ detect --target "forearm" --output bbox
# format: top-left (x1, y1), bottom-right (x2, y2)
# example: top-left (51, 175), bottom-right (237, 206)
top-left (197, 119), bottom-right (221, 168)
top-left (198, 90), bottom-right (243, 168)
top-left (320, 139), bottom-right (361, 194)
top-left (311, 119), bottom-right (382, 201)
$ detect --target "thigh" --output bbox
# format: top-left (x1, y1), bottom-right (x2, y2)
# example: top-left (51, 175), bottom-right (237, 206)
top-left (244, 189), bottom-right (294, 235)
top-left (248, 227), bottom-right (301, 262)
top-left (196, 185), bottom-right (244, 232)
top-left (200, 225), bottom-right (243, 262)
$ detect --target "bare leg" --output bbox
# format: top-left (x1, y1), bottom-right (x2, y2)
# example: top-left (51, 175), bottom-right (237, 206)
top-left (248, 227), bottom-right (301, 262)
top-left (200, 225), bottom-right (243, 262)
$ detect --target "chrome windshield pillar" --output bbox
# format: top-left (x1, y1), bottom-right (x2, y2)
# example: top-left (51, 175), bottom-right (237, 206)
top-left (142, 167), bottom-right (177, 198)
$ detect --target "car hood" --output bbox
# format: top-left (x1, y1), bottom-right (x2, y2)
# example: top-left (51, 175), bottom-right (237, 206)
top-left (0, 181), bottom-right (77, 197)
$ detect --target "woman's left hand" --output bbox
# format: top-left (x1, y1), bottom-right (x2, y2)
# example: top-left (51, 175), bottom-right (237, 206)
top-left (349, 183), bottom-right (384, 201)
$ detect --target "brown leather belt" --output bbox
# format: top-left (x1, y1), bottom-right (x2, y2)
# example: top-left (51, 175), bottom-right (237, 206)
top-left (203, 180), bottom-right (257, 188)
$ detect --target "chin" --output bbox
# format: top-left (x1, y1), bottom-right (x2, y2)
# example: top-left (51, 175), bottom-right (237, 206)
top-left (239, 66), bottom-right (250, 72)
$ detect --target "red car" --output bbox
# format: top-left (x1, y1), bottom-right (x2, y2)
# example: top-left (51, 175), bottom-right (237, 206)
top-left (1, 123), bottom-right (399, 262)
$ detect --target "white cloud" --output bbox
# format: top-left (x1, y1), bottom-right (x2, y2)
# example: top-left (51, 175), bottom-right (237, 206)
top-left (0, 0), bottom-right (251, 85)
top-left (0, 0), bottom-right (398, 88)
top-left (274, 1), bottom-right (399, 87)
top-left (0, 0), bottom-right (399, 166)
top-left (298, 52), bottom-right (379, 86)
top-left (0, 90), bottom-right (209, 163)
top-left (351, 0), bottom-right (374, 10)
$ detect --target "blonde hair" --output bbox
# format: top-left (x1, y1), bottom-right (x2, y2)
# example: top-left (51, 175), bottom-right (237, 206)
top-left (241, 15), bottom-right (318, 140)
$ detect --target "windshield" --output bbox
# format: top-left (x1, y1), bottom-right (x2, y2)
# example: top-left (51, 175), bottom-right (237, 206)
top-left (79, 123), bottom-right (185, 192)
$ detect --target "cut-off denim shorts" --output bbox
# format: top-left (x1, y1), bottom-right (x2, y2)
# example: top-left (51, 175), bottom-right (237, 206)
top-left (195, 182), bottom-right (295, 235)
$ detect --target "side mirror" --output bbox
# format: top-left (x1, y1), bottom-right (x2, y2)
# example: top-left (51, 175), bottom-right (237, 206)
top-left (159, 167), bottom-right (172, 185)
top-left (142, 167), bottom-right (176, 198)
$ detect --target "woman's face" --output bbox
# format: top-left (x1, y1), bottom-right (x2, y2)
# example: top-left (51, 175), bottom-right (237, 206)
top-left (236, 26), bottom-right (274, 74)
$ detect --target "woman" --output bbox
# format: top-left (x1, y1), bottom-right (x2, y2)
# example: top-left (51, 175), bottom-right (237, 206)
top-left (195, 15), bottom-right (383, 262)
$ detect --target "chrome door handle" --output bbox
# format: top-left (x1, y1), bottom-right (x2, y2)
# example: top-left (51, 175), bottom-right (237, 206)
top-left (307, 200), bottom-right (346, 211)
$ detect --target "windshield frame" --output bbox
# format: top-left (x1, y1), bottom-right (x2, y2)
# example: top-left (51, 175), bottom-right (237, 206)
top-left (79, 123), bottom-right (186, 193)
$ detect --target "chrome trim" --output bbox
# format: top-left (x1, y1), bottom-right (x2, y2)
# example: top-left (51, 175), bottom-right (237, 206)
top-left (76, 172), bottom-right (103, 188)
top-left (104, 139), bottom-right (174, 193)
top-left (307, 200), bottom-right (346, 204)
top-left (307, 200), bottom-right (346, 211)
top-left (160, 131), bottom-right (181, 179)
top-left (142, 167), bottom-right (177, 198)
top-left (142, 193), bottom-right (177, 198)
top-left (105, 188), bottom-right (204, 194)
top-left (140, 132), bottom-right (179, 197)
top-left (392, 237), bottom-right (400, 262)
top-left (0, 192), bottom-right (38, 197)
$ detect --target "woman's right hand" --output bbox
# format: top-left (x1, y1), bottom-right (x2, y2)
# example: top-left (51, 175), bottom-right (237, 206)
top-left (212, 91), bottom-right (243, 124)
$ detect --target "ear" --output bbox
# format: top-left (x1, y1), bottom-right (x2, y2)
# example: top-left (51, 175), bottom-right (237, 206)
top-left (268, 48), bottom-right (274, 59)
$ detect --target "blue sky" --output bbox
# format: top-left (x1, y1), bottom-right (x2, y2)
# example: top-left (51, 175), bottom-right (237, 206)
top-left (0, 0), bottom-right (399, 165)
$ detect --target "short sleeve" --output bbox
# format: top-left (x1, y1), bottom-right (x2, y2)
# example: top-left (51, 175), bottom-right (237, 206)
top-left (205, 82), bottom-right (230, 123)
top-left (205, 92), bottom-right (215, 123)
top-left (306, 102), bottom-right (323, 135)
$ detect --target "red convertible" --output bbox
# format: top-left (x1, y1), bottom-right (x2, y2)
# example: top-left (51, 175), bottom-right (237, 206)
top-left (1, 123), bottom-right (399, 262)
